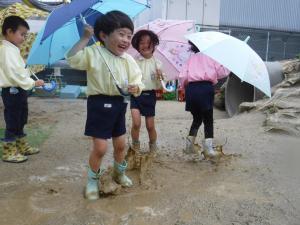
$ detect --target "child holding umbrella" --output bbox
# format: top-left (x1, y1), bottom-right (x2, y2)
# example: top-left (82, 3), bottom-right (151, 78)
top-left (66, 11), bottom-right (144, 200)
top-left (179, 40), bottom-right (230, 158)
top-left (0, 16), bottom-right (44, 163)
top-left (130, 29), bottom-right (163, 154)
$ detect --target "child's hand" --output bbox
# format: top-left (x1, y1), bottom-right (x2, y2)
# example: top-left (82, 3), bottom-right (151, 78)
top-left (35, 79), bottom-right (44, 87)
top-left (82, 25), bottom-right (94, 40)
top-left (128, 85), bottom-right (139, 95)
top-left (156, 69), bottom-right (163, 80)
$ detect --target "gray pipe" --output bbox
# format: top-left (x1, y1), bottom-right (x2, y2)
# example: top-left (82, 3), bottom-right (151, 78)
top-left (225, 61), bottom-right (283, 117)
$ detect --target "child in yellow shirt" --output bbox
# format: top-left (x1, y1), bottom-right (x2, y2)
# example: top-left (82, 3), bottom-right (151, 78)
top-left (130, 30), bottom-right (163, 154)
top-left (0, 16), bottom-right (44, 163)
top-left (66, 11), bottom-right (144, 200)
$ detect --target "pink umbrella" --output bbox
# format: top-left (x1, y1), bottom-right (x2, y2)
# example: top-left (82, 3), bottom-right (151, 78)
top-left (128, 19), bottom-right (195, 81)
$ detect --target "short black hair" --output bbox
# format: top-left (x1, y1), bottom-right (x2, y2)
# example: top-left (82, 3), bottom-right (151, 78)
top-left (188, 40), bottom-right (200, 53)
top-left (2, 16), bottom-right (29, 36)
top-left (131, 29), bottom-right (159, 53)
top-left (94, 10), bottom-right (134, 44)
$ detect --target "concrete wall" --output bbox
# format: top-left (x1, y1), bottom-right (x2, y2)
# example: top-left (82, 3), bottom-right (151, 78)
top-left (133, 0), bottom-right (221, 27)
top-left (220, 0), bottom-right (300, 32)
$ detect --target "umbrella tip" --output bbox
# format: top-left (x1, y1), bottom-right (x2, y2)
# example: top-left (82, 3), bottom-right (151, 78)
top-left (244, 36), bottom-right (250, 43)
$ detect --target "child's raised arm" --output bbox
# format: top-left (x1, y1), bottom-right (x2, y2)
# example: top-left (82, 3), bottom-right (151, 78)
top-left (67, 25), bottom-right (94, 57)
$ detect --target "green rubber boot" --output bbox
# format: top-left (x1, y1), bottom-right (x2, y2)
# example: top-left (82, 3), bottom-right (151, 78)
top-left (85, 167), bottom-right (103, 200)
top-left (112, 160), bottom-right (133, 187)
top-left (131, 140), bottom-right (140, 152)
top-left (149, 141), bottom-right (158, 156)
top-left (2, 140), bottom-right (28, 163)
top-left (16, 137), bottom-right (39, 155)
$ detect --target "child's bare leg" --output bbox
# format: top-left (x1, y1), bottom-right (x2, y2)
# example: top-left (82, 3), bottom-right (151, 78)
top-left (112, 135), bottom-right (126, 163)
top-left (145, 116), bottom-right (157, 152)
top-left (112, 135), bottom-right (133, 187)
top-left (131, 109), bottom-right (141, 151)
top-left (89, 138), bottom-right (107, 171)
top-left (85, 138), bottom-right (107, 200)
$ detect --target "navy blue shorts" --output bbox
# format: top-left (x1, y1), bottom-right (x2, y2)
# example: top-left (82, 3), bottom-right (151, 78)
top-left (85, 94), bottom-right (127, 139)
top-left (130, 90), bottom-right (156, 117)
top-left (185, 81), bottom-right (214, 113)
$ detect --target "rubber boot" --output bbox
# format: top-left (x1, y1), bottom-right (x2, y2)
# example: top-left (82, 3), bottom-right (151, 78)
top-left (112, 160), bottom-right (133, 187)
top-left (16, 137), bottom-right (39, 155)
top-left (183, 136), bottom-right (197, 154)
top-left (2, 140), bottom-right (28, 163)
top-left (85, 167), bottom-right (102, 200)
top-left (149, 141), bottom-right (158, 156)
top-left (131, 140), bottom-right (140, 152)
top-left (202, 138), bottom-right (220, 159)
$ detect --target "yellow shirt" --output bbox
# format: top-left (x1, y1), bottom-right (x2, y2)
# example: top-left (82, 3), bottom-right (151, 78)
top-left (66, 45), bottom-right (144, 97)
top-left (0, 40), bottom-right (35, 90)
top-left (135, 55), bottom-right (162, 91)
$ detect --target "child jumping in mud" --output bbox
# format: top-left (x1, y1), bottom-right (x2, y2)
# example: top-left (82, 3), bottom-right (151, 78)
top-left (130, 30), bottom-right (163, 154)
top-left (66, 11), bottom-right (144, 200)
top-left (179, 40), bottom-right (230, 159)
top-left (0, 16), bottom-right (44, 163)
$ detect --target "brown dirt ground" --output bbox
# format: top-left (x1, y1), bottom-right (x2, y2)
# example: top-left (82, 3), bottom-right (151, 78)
top-left (0, 97), bottom-right (300, 225)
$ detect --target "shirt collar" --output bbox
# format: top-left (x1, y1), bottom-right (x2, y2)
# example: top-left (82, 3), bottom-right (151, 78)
top-left (136, 54), bottom-right (153, 61)
top-left (100, 45), bottom-right (127, 59)
top-left (1, 40), bottom-right (20, 53)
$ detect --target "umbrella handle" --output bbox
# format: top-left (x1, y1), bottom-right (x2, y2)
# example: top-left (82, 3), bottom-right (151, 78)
top-left (154, 58), bottom-right (175, 92)
top-left (29, 69), bottom-right (57, 92)
top-left (244, 36), bottom-right (250, 43)
top-left (160, 79), bottom-right (175, 92)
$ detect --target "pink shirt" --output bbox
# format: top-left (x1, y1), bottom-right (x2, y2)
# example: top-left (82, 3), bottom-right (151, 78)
top-left (179, 53), bottom-right (230, 88)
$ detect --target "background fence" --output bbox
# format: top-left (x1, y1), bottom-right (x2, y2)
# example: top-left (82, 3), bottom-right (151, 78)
top-left (197, 24), bottom-right (300, 62)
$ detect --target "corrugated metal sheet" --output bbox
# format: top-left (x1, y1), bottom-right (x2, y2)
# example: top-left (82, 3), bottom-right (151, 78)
top-left (220, 0), bottom-right (300, 32)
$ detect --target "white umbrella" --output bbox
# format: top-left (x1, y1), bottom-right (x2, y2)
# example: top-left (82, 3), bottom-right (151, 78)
top-left (185, 31), bottom-right (271, 97)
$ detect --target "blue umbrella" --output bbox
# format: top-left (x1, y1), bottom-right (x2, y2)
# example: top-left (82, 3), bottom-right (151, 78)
top-left (27, 0), bottom-right (149, 66)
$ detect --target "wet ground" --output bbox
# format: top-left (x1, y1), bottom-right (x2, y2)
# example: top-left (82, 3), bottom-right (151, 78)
top-left (0, 98), bottom-right (300, 225)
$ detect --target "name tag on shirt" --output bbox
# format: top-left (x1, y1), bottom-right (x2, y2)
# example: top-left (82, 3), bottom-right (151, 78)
top-left (104, 104), bottom-right (112, 108)
top-left (151, 73), bottom-right (156, 80)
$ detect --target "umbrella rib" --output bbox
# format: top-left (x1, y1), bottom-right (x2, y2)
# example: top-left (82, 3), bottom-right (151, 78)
top-left (47, 10), bottom-right (98, 33)
top-left (160, 40), bottom-right (188, 44)
top-left (131, 0), bottom-right (151, 8)
top-left (156, 51), bottom-right (180, 74)
top-left (83, 8), bottom-right (100, 18)
top-left (48, 34), bottom-right (55, 66)
top-left (156, 21), bottom-right (194, 36)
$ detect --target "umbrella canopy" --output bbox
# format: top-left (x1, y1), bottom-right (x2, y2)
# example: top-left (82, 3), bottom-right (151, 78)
top-left (128, 19), bottom-right (195, 81)
top-left (185, 31), bottom-right (271, 97)
top-left (27, 0), bottom-right (149, 66)
top-left (40, 0), bottom-right (100, 41)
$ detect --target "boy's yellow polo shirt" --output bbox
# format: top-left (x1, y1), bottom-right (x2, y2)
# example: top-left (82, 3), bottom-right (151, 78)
top-left (66, 45), bottom-right (144, 97)
top-left (135, 55), bottom-right (162, 91)
top-left (0, 40), bottom-right (35, 90)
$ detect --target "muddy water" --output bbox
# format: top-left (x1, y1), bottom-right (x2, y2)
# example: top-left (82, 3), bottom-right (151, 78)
top-left (1, 99), bottom-right (300, 225)
top-left (1, 157), bottom-right (239, 225)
